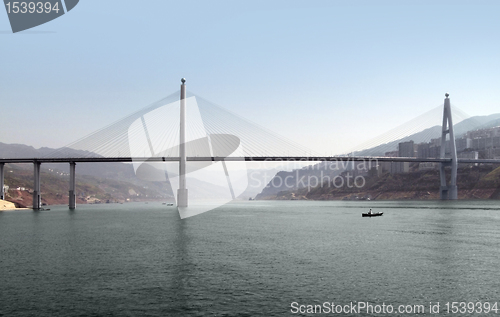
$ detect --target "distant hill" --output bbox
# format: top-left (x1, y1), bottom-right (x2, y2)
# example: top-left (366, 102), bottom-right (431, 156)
top-left (0, 142), bottom-right (175, 205)
top-left (0, 142), bottom-right (147, 184)
top-left (354, 113), bottom-right (500, 156)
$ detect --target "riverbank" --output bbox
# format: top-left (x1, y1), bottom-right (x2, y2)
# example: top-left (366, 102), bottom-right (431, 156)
top-left (256, 165), bottom-right (500, 201)
top-left (0, 199), bottom-right (29, 211)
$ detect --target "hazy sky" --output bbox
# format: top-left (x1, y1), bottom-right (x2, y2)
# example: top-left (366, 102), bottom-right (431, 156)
top-left (1, 0), bottom-right (500, 155)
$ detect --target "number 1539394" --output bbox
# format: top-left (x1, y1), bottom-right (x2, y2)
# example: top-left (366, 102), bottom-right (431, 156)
top-left (5, 2), bottom-right (60, 14)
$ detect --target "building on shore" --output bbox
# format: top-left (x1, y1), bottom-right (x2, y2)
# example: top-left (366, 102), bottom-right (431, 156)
top-left (384, 125), bottom-right (500, 174)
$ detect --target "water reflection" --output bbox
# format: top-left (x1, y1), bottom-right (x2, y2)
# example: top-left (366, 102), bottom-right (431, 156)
top-left (165, 216), bottom-right (193, 314)
top-left (429, 207), bottom-right (459, 301)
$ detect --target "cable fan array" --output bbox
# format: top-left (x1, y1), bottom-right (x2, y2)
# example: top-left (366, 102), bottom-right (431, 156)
top-left (44, 91), bottom-right (317, 159)
top-left (345, 104), bottom-right (473, 157)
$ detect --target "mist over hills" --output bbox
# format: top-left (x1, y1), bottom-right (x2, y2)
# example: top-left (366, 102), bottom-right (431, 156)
top-left (0, 142), bottom-right (136, 181)
top-left (353, 113), bottom-right (500, 156)
top-left (0, 142), bottom-right (173, 205)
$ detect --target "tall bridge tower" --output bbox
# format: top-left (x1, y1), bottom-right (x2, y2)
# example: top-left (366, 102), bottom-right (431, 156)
top-left (439, 93), bottom-right (458, 200)
top-left (177, 78), bottom-right (188, 207)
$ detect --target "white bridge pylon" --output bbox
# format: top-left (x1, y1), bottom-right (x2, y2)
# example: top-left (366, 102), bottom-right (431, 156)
top-left (128, 79), bottom-right (248, 218)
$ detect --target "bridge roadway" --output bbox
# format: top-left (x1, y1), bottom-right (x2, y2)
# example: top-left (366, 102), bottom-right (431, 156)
top-left (1, 156), bottom-right (500, 164)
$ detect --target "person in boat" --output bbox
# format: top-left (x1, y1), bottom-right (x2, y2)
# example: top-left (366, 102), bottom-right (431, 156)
top-left (369, 208), bottom-right (372, 214)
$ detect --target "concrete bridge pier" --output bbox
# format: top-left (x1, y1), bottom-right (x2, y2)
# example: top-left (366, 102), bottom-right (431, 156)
top-left (33, 161), bottom-right (41, 210)
top-left (0, 163), bottom-right (5, 200)
top-left (69, 162), bottom-right (76, 209)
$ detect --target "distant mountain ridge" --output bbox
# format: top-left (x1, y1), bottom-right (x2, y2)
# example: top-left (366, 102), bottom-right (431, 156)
top-left (354, 113), bottom-right (500, 156)
top-left (0, 142), bottom-right (136, 180)
top-left (0, 142), bottom-right (99, 159)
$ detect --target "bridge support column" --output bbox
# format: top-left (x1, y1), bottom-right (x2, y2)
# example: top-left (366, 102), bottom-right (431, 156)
top-left (177, 78), bottom-right (188, 207)
top-left (69, 162), bottom-right (76, 209)
top-left (0, 163), bottom-right (5, 200)
top-left (439, 93), bottom-right (458, 200)
top-left (33, 161), bottom-right (41, 210)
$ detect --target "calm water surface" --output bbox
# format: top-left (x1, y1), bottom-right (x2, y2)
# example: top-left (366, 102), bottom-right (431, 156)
top-left (1, 200), bottom-right (500, 316)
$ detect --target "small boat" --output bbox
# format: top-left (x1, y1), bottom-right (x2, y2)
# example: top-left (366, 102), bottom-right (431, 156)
top-left (362, 211), bottom-right (383, 217)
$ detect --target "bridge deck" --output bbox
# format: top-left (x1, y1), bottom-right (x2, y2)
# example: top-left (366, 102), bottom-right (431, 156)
top-left (1, 156), bottom-right (499, 164)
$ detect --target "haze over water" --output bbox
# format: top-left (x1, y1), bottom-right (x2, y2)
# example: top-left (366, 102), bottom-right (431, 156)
top-left (1, 200), bottom-right (500, 316)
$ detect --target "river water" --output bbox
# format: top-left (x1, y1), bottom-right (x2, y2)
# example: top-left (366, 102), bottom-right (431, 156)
top-left (1, 200), bottom-right (500, 316)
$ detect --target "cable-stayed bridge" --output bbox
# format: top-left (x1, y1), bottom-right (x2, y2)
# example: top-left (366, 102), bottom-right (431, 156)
top-left (1, 80), bottom-right (500, 213)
